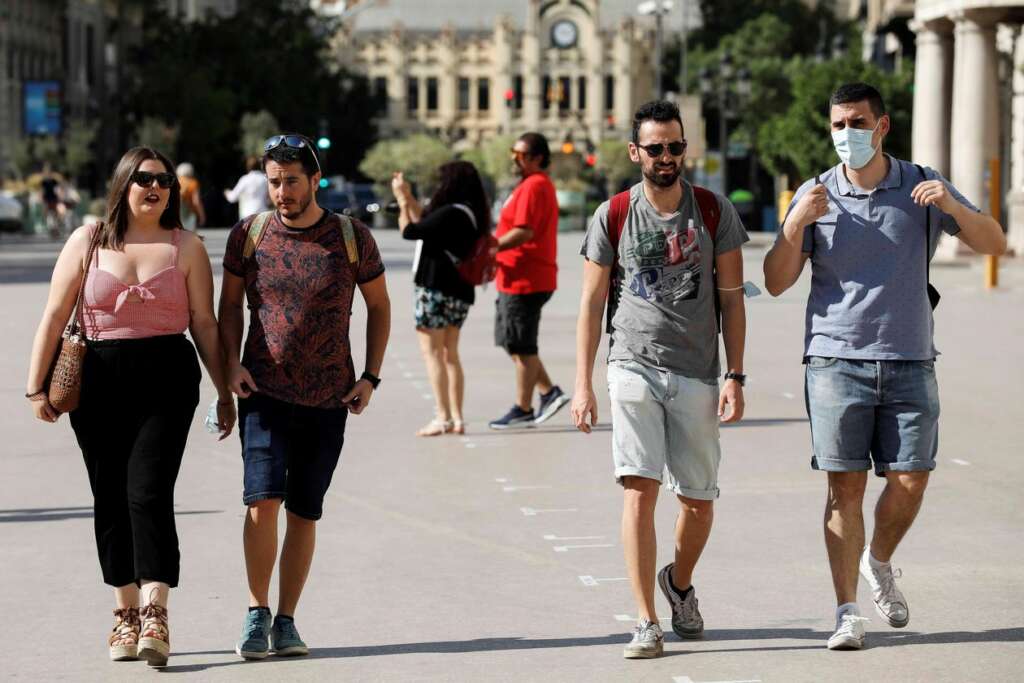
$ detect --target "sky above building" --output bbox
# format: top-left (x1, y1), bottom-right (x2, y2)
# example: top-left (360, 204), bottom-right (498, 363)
top-left (344, 0), bottom-right (697, 31)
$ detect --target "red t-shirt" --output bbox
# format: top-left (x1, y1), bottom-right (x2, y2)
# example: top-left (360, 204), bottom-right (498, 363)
top-left (494, 172), bottom-right (559, 294)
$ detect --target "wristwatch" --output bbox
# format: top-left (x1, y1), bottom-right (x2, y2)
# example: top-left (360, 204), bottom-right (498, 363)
top-left (724, 372), bottom-right (746, 386)
top-left (360, 371), bottom-right (381, 389)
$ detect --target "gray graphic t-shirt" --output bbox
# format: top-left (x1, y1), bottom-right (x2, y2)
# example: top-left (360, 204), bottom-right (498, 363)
top-left (581, 181), bottom-right (749, 379)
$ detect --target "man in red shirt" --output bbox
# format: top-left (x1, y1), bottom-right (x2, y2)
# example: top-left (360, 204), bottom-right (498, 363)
top-left (489, 132), bottom-right (570, 429)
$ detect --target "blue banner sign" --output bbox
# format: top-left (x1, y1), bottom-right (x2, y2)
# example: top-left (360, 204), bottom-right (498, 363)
top-left (24, 81), bottom-right (62, 136)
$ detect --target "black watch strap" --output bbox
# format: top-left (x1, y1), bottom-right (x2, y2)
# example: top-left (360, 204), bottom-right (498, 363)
top-left (360, 371), bottom-right (381, 389)
top-left (724, 372), bottom-right (746, 386)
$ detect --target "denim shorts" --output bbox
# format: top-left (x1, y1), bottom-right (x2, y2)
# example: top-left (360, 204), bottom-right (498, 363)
top-left (238, 393), bottom-right (348, 520)
top-left (414, 286), bottom-right (470, 330)
top-left (608, 361), bottom-right (722, 500)
top-left (804, 357), bottom-right (940, 477)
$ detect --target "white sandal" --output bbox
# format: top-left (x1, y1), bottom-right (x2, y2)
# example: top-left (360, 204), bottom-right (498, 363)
top-left (416, 418), bottom-right (453, 437)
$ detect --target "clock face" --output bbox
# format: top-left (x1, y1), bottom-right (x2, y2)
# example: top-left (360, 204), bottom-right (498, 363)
top-left (551, 19), bottom-right (578, 49)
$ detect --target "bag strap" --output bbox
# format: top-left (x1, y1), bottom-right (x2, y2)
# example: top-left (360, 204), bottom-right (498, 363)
top-left (692, 185), bottom-right (720, 242)
top-left (338, 213), bottom-right (358, 265)
top-left (242, 210), bottom-right (274, 260)
top-left (605, 190), bottom-right (632, 333)
top-left (914, 163), bottom-right (931, 285)
top-left (451, 203), bottom-right (478, 230)
top-left (70, 223), bottom-right (103, 339)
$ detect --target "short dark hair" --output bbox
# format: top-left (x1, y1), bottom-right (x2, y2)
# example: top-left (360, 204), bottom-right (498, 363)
top-left (261, 132), bottom-right (320, 178)
top-left (518, 132), bottom-right (551, 169)
top-left (632, 100), bottom-right (684, 144)
top-left (830, 83), bottom-right (886, 119)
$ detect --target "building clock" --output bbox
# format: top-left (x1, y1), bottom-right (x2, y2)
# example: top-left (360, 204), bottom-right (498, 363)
top-left (550, 19), bottom-right (578, 49)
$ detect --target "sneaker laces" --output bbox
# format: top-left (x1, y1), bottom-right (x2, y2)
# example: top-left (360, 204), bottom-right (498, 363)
top-left (835, 614), bottom-right (870, 637)
top-left (633, 619), bottom-right (662, 640)
top-left (875, 565), bottom-right (905, 605)
top-left (244, 614), bottom-right (268, 639)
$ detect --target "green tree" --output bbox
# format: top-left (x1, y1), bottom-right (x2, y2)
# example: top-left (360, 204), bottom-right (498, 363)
top-left (359, 134), bottom-right (454, 198)
top-left (757, 56), bottom-right (913, 182)
top-left (595, 139), bottom-right (639, 195)
top-left (134, 117), bottom-right (180, 154)
top-left (461, 134), bottom-right (516, 190)
top-left (239, 110), bottom-right (280, 159)
top-left (63, 120), bottom-right (100, 182)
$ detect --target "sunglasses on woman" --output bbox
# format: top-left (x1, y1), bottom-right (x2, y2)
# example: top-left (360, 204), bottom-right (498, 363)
top-left (637, 141), bottom-right (688, 157)
top-left (264, 134), bottom-right (323, 175)
top-left (131, 171), bottom-right (177, 189)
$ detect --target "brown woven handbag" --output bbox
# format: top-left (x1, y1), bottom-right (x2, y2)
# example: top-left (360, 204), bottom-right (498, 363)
top-left (46, 224), bottom-right (102, 413)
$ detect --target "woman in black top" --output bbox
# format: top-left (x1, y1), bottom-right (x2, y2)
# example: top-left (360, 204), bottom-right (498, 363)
top-left (391, 161), bottom-right (490, 436)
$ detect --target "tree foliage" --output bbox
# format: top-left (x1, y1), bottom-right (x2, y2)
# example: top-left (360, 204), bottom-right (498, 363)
top-left (359, 134), bottom-right (455, 198)
top-left (239, 111), bottom-right (281, 159)
top-left (595, 139), bottom-right (639, 194)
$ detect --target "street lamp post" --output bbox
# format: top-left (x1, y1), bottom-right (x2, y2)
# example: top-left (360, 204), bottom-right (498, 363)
top-left (699, 53), bottom-right (750, 196)
top-left (637, 0), bottom-right (674, 99)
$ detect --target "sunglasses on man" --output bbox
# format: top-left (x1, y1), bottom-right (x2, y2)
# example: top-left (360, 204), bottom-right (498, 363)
top-left (637, 140), bottom-right (688, 157)
top-left (264, 134), bottom-right (323, 176)
top-left (131, 171), bottom-right (177, 189)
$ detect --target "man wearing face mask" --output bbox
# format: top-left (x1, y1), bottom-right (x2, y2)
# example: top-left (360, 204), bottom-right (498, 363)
top-left (764, 83), bottom-right (1005, 651)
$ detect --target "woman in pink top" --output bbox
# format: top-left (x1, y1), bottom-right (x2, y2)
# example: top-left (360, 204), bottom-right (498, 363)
top-left (25, 148), bottom-right (235, 668)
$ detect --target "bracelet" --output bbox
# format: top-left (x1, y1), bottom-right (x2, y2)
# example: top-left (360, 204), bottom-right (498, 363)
top-left (25, 390), bottom-right (47, 401)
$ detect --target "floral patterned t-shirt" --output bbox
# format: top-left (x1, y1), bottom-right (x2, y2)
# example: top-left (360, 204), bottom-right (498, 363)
top-left (223, 210), bottom-right (385, 408)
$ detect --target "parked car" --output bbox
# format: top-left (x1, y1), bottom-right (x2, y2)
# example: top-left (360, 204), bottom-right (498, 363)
top-left (316, 178), bottom-right (380, 223)
top-left (0, 191), bottom-right (25, 232)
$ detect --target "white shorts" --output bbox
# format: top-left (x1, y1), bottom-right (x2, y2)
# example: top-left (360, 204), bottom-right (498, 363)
top-left (608, 360), bottom-right (721, 500)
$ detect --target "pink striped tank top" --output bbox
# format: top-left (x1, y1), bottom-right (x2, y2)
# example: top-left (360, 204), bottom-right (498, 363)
top-left (82, 227), bottom-right (190, 339)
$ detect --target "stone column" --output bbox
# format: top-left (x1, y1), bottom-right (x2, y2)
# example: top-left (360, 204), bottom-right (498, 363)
top-left (521, 0), bottom-right (542, 130)
top-left (584, 6), bottom-right (604, 143)
top-left (909, 18), bottom-right (953, 175)
top-left (385, 24), bottom-right (408, 135)
top-left (1008, 26), bottom-right (1024, 256)
top-left (613, 19), bottom-right (634, 137)
top-left (942, 10), bottom-right (1001, 258)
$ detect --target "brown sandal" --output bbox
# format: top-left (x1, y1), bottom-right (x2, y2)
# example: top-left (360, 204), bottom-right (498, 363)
top-left (138, 603), bottom-right (170, 667)
top-left (108, 607), bottom-right (140, 661)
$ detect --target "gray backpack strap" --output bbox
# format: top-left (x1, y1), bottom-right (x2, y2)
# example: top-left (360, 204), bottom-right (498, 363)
top-left (451, 203), bottom-right (477, 229)
top-left (338, 214), bottom-right (358, 265)
top-left (242, 211), bottom-right (274, 260)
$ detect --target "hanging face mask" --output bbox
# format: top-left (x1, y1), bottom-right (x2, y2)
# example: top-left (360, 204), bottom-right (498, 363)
top-left (831, 121), bottom-right (880, 170)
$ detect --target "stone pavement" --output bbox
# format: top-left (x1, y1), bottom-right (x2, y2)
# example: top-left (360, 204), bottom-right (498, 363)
top-left (1, 229), bottom-right (1022, 682)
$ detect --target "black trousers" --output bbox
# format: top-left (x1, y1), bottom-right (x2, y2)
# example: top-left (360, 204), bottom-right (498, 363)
top-left (69, 334), bottom-right (200, 588)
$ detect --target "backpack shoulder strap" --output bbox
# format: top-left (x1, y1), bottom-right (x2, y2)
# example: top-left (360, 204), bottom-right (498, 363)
top-left (607, 190), bottom-right (631, 250)
top-left (451, 203), bottom-right (478, 229)
top-left (692, 185), bottom-right (720, 242)
top-left (242, 211), bottom-right (274, 260)
top-left (338, 214), bottom-right (359, 265)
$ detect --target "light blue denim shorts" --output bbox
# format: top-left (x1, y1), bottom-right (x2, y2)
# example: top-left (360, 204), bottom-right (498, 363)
top-left (607, 360), bottom-right (721, 500)
top-left (804, 357), bottom-right (940, 477)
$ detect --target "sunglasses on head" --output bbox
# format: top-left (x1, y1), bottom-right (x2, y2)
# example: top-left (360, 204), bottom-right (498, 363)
top-left (264, 134), bottom-right (322, 175)
top-left (637, 141), bottom-right (687, 157)
top-left (131, 171), bottom-right (176, 189)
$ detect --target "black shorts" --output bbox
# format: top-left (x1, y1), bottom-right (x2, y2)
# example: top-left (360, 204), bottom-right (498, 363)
top-left (494, 291), bottom-right (552, 355)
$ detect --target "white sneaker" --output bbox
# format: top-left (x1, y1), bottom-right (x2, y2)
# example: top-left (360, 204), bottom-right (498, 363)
top-left (859, 548), bottom-right (909, 628)
top-left (827, 612), bottom-right (869, 650)
top-left (622, 619), bottom-right (664, 659)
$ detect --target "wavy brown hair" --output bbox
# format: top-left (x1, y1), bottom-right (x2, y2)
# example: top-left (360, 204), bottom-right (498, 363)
top-left (99, 147), bottom-right (182, 249)
top-left (426, 161), bottom-right (491, 234)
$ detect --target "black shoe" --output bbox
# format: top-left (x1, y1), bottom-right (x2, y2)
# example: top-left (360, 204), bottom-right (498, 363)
top-left (488, 405), bottom-right (536, 430)
top-left (534, 386), bottom-right (570, 425)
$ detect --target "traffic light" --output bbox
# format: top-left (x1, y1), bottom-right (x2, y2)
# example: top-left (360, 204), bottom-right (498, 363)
top-left (561, 141), bottom-right (575, 155)
top-left (585, 153), bottom-right (597, 167)
top-left (317, 136), bottom-right (331, 150)
top-left (504, 88), bottom-right (515, 107)
top-left (318, 178), bottom-right (329, 188)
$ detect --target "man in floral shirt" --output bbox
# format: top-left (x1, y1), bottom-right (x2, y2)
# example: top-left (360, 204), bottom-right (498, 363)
top-left (219, 133), bottom-right (391, 660)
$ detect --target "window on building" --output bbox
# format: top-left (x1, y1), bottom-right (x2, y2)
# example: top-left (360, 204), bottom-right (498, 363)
top-left (426, 77), bottom-right (438, 111)
top-left (604, 75), bottom-right (614, 110)
top-left (542, 75), bottom-right (551, 111)
top-left (577, 76), bottom-right (586, 111)
top-left (407, 77), bottom-right (419, 113)
top-left (458, 77), bottom-right (470, 111)
top-left (477, 78), bottom-right (490, 111)
top-left (374, 76), bottom-right (388, 114)
top-left (559, 76), bottom-right (571, 113)
top-left (514, 75), bottom-right (523, 109)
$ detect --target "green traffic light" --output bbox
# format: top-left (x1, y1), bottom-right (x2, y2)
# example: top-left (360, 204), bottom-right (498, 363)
top-left (317, 137), bottom-right (331, 150)
top-left (319, 178), bottom-right (329, 188)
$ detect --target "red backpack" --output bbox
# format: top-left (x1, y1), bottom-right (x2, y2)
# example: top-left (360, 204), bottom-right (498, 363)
top-left (605, 185), bottom-right (721, 332)
top-left (447, 204), bottom-right (498, 286)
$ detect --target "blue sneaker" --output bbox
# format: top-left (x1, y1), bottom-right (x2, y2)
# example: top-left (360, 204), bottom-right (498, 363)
top-left (235, 607), bottom-right (271, 660)
top-left (534, 386), bottom-right (570, 425)
top-left (271, 615), bottom-right (309, 657)
top-left (488, 405), bottom-right (536, 430)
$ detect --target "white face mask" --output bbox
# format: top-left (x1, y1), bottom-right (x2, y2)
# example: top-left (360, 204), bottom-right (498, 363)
top-left (831, 121), bottom-right (880, 170)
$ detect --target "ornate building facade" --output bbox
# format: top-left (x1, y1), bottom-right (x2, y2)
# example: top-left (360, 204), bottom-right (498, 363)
top-left (334, 0), bottom-right (658, 148)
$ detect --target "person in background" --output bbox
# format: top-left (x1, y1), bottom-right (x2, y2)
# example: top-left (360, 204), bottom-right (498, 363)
top-left (176, 162), bottom-right (205, 233)
top-left (225, 156), bottom-right (271, 222)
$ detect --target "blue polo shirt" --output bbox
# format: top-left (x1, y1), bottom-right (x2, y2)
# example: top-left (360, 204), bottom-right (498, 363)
top-left (783, 155), bottom-right (978, 360)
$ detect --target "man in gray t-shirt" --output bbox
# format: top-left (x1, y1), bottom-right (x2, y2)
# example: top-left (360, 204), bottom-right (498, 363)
top-left (572, 100), bottom-right (749, 660)
top-left (764, 83), bottom-right (1006, 652)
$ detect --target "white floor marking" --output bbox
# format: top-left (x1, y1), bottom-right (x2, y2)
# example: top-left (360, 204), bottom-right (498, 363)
top-left (673, 678), bottom-right (761, 683)
top-left (464, 443), bottom-right (477, 449)
top-left (952, 458), bottom-right (971, 466)
top-left (502, 485), bottom-right (552, 492)
top-left (494, 478), bottom-right (509, 483)
top-left (521, 507), bottom-right (578, 516)
top-left (578, 575), bottom-right (628, 586)
top-left (614, 614), bottom-right (670, 623)
top-left (543, 534), bottom-right (605, 541)
top-left (781, 392), bottom-right (796, 399)
top-left (402, 371), bottom-right (414, 378)
top-left (410, 380), bottom-right (424, 389)
top-left (420, 393), bottom-right (433, 400)
top-left (553, 543), bottom-right (613, 552)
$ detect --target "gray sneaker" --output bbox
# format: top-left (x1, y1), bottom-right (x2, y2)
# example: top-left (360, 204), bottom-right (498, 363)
top-left (859, 547), bottom-right (909, 628)
top-left (236, 607), bottom-right (272, 660)
top-left (623, 619), bottom-right (664, 659)
top-left (657, 563), bottom-right (704, 639)
top-left (827, 612), bottom-right (869, 650)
